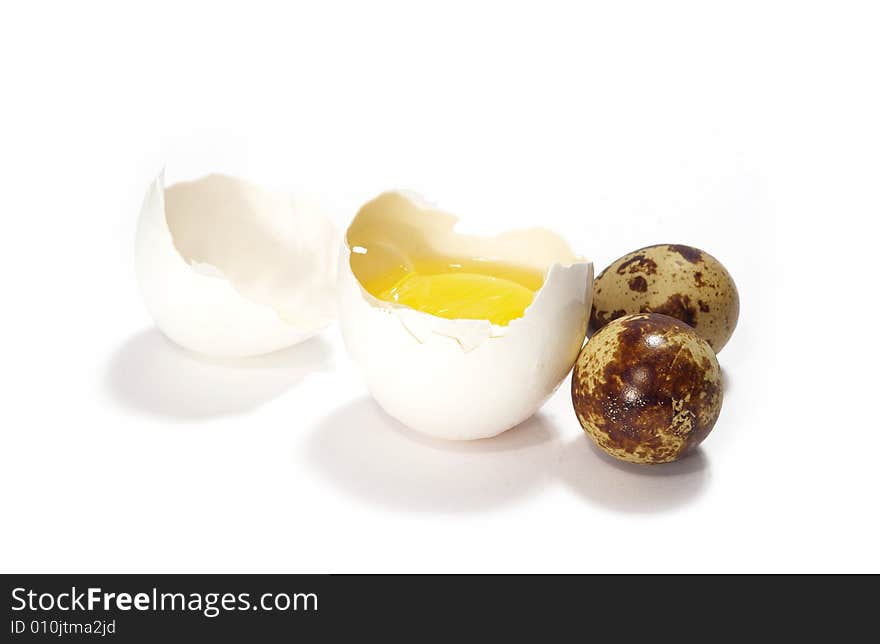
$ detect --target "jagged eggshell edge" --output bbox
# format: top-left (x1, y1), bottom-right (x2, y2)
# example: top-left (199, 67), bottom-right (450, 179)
top-left (338, 191), bottom-right (593, 439)
top-left (135, 171), bottom-right (338, 358)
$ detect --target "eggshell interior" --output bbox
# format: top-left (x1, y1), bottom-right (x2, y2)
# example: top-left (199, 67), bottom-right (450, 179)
top-left (136, 172), bottom-right (339, 357)
top-left (338, 191), bottom-right (593, 439)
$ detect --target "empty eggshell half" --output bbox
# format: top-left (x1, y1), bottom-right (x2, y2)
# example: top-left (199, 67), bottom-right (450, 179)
top-left (136, 172), bottom-right (339, 357)
top-left (338, 192), bottom-right (593, 440)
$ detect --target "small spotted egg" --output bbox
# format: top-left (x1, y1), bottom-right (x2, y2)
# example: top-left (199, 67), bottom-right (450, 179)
top-left (572, 313), bottom-right (723, 464)
top-left (589, 244), bottom-right (739, 352)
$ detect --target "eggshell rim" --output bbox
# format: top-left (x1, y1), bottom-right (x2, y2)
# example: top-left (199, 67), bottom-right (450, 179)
top-left (342, 189), bottom-right (592, 349)
top-left (136, 170), bottom-right (338, 357)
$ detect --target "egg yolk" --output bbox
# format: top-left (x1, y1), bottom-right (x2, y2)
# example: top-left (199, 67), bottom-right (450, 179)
top-left (366, 262), bottom-right (542, 326)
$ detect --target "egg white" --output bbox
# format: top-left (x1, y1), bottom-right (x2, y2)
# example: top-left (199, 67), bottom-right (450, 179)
top-left (338, 191), bottom-right (593, 440)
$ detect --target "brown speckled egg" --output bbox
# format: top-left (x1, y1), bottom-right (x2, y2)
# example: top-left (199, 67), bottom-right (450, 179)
top-left (589, 244), bottom-right (739, 352)
top-left (571, 313), bottom-right (722, 464)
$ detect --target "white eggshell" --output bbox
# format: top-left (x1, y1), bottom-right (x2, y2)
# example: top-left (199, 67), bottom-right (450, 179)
top-left (338, 192), bottom-right (593, 440)
top-left (135, 172), bottom-right (339, 357)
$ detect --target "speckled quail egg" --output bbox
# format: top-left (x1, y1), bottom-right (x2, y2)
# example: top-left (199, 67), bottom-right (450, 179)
top-left (572, 313), bottom-right (723, 464)
top-left (589, 244), bottom-right (739, 352)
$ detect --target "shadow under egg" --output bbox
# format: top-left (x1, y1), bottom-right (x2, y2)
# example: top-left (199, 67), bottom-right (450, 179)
top-left (558, 436), bottom-right (710, 513)
top-left (306, 398), bottom-right (561, 513)
top-left (721, 366), bottom-right (732, 395)
top-left (105, 328), bottom-right (334, 421)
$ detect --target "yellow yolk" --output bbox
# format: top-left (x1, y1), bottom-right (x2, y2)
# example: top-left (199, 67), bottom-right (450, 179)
top-left (371, 268), bottom-right (539, 326)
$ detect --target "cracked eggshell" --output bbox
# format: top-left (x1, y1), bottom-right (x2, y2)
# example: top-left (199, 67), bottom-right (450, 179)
top-left (135, 172), bottom-right (339, 358)
top-left (338, 191), bottom-right (593, 440)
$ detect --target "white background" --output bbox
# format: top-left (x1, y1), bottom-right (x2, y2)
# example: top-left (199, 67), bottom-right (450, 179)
top-left (2, 1), bottom-right (878, 573)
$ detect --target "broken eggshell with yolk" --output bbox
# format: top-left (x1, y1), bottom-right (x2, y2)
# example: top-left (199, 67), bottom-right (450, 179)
top-left (338, 192), bottom-right (593, 440)
top-left (135, 172), bottom-right (339, 358)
